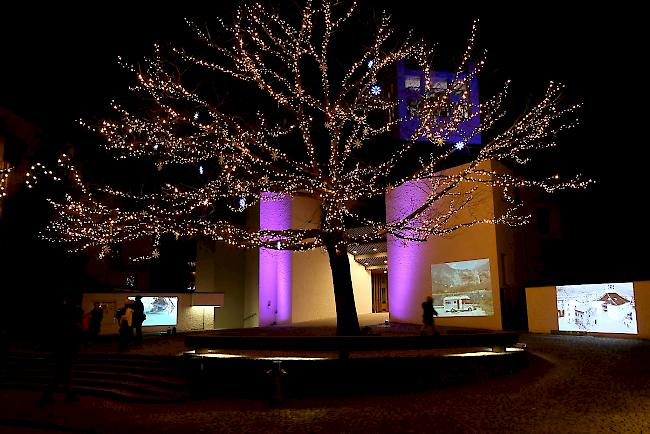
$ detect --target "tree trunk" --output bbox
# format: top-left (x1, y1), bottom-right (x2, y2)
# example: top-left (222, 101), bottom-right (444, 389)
top-left (325, 238), bottom-right (361, 336)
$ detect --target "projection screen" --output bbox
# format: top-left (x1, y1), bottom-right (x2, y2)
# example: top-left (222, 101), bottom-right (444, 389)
top-left (128, 296), bottom-right (178, 326)
top-left (431, 258), bottom-right (494, 317)
top-left (556, 282), bottom-right (637, 334)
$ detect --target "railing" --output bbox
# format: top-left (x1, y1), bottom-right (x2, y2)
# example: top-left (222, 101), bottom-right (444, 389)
top-left (186, 331), bottom-right (520, 358)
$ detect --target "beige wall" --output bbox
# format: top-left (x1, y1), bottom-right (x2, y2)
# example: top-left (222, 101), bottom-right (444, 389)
top-left (387, 161), bottom-right (504, 330)
top-left (351, 255), bottom-right (373, 314)
top-left (416, 224), bottom-right (503, 331)
top-left (291, 248), bottom-right (336, 323)
top-left (290, 196), bottom-right (371, 323)
top-left (291, 250), bottom-right (372, 323)
top-left (526, 281), bottom-right (650, 339)
top-left (243, 248), bottom-right (260, 328)
top-left (636, 281), bottom-right (650, 338)
top-left (194, 196), bottom-right (372, 328)
top-left (525, 286), bottom-right (558, 333)
top-left (491, 161), bottom-right (526, 291)
top-left (196, 240), bottom-right (246, 329)
top-left (81, 293), bottom-right (218, 335)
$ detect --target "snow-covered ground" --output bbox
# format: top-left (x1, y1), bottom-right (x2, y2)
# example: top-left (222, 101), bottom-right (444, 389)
top-left (558, 300), bottom-right (637, 334)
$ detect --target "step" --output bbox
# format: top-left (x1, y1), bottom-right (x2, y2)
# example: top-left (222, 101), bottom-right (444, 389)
top-left (1, 369), bottom-right (187, 391)
top-left (73, 362), bottom-right (181, 377)
top-left (0, 381), bottom-right (191, 403)
top-left (74, 370), bottom-right (188, 389)
top-left (8, 351), bottom-right (181, 365)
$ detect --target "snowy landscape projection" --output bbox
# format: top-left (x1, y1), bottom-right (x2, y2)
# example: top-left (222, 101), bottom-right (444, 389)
top-left (556, 283), bottom-right (637, 334)
top-left (128, 296), bottom-right (178, 326)
top-left (431, 258), bottom-right (493, 317)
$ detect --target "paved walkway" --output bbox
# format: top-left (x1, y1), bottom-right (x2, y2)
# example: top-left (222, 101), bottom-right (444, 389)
top-left (2, 331), bottom-right (650, 433)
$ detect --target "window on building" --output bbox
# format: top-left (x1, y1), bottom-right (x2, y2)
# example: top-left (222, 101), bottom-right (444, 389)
top-left (406, 98), bottom-right (419, 117)
top-left (432, 79), bottom-right (448, 93)
top-left (405, 75), bottom-right (421, 91)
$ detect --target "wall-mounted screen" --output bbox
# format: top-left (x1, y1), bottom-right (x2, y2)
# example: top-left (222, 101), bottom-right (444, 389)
top-left (556, 283), bottom-right (637, 334)
top-left (128, 296), bottom-right (178, 326)
top-left (431, 258), bottom-right (493, 317)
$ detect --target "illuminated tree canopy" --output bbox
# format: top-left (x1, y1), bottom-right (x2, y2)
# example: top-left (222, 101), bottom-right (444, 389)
top-left (41, 1), bottom-right (589, 335)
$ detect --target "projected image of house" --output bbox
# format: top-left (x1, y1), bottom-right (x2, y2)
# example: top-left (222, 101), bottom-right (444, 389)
top-left (556, 283), bottom-right (638, 334)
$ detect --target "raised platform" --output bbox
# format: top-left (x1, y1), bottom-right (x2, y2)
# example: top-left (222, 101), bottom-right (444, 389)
top-left (183, 329), bottom-right (526, 399)
top-left (186, 331), bottom-right (519, 353)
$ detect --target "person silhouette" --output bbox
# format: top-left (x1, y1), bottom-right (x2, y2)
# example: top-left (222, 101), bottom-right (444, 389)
top-left (420, 296), bottom-right (439, 336)
top-left (40, 298), bottom-right (83, 405)
top-left (117, 300), bottom-right (135, 351)
top-left (88, 303), bottom-right (104, 343)
top-left (132, 296), bottom-right (145, 344)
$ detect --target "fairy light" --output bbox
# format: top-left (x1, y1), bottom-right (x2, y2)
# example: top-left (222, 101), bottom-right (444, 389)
top-left (37, 2), bottom-right (589, 268)
top-left (0, 165), bottom-right (11, 197)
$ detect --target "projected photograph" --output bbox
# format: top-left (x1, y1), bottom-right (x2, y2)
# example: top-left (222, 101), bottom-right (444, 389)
top-left (431, 258), bottom-right (493, 317)
top-left (128, 296), bottom-right (178, 326)
top-left (557, 283), bottom-right (637, 334)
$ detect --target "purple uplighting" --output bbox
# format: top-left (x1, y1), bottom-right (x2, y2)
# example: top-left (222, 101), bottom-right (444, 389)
top-left (259, 193), bottom-right (293, 325)
top-left (386, 180), bottom-right (433, 322)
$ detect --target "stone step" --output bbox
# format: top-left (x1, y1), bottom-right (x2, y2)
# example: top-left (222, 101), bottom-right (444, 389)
top-left (5, 358), bottom-right (181, 374)
top-left (0, 381), bottom-right (190, 403)
top-left (8, 351), bottom-right (181, 366)
top-left (1, 367), bottom-right (187, 389)
top-left (1, 351), bottom-right (192, 403)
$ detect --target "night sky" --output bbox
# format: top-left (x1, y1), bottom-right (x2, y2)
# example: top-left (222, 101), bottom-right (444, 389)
top-left (1, 4), bottom-right (647, 283)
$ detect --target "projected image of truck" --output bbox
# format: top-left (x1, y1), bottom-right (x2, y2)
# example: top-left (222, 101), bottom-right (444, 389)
top-left (431, 258), bottom-right (494, 317)
top-left (556, 282), bottom-right (637, 334)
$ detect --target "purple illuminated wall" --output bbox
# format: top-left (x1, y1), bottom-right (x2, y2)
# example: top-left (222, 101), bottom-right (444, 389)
top-left (386, 179), bottom-right (433, 322)
top-left (396, 61), bottom-right (481, 144)
top-left (259, 193), bottom-right (292, 326)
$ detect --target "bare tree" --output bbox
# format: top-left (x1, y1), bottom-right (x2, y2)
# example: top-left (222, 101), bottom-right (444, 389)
top-left (42, 1), bottom-right (588, 335)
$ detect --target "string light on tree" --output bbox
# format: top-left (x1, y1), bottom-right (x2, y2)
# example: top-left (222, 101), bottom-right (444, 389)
top-left (41, 1), bottom-right (590, 336)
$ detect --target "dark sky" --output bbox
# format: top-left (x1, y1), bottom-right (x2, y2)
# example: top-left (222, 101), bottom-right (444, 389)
top-left (0, 4), bottom-right (647, 282)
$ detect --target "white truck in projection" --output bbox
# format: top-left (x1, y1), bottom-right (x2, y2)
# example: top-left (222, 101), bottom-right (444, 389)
top-left (443, 295), bottom-right (476, 312)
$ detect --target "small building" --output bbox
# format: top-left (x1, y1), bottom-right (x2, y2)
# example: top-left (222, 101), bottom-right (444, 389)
top-left (598, 292), bottom-right (630, 306)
